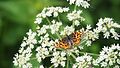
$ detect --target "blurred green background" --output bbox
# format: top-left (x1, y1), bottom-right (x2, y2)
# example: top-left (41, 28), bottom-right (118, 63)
top-left (0, 0), bottom-right (120, 68)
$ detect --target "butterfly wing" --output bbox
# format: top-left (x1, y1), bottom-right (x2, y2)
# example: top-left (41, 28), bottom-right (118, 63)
top-left (55, 37), bottom-right (71, 49)
top-left (71, 31), bottom-right (83, 45)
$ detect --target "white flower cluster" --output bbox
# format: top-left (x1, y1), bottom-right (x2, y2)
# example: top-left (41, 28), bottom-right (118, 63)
top-left (61, 25), bottom-right (75, 35)
top-left (37, 20), bottom-right (62, 35)
top-left (96, 18), bottom-right (120, 40)
top-left (67, 10), bottom-right (85, 26)
top-left (50, 20), bottom-right (62, 34)
top-left (67, 0), bottom-right (90, 8)
top-left (13, 0), bottom-right (120, 68)
top-left (73, 54), bottom-right (93, 68)
top-left (93, 44), bottom-right (120, 68)
top-left (36, 33), bottom-right (55, 63)
top-left (13, 29), bottom-right (37, 68)
top-left (36, 46), bottom-right (49, 62)
top-left (81, 17), bottom-right (120, 46)
top-left (50, 51), bottom-right (66, 67)
top-left (80, 25), bottom-right (99, 46)
top-left (37, 25), bottom-right (49, 35)
top-left (34, 7), bottom-right (69, 24)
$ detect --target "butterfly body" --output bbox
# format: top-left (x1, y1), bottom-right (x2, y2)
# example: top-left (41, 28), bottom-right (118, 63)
top-left (55, 31), bottom-right (83, 49)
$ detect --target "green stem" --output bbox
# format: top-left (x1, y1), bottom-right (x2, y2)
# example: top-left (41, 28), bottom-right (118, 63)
top-left (49, 34), bottom-right (56, 40)
top-left (31, 57), bottom-right (37, 60)
top-left (74, 5), bottom-right (77, 10)
top-left (79, 51), bottom-right (99, 56)
top-left (71, 53), bottom-right (76, 59)
top-left (49, 64), bottom-right (54, 68)
top-left (66, 53), bottom-right (69, 68)
top-left (58, 16), bottom-right (61, 22)
top-left (72, 20), bottom-right (75, 28)
top-left (69, 57), bottom-right (74, 65)
top-left (31, 55), bottom-right (52, 60)
top-left (56, 32), bottom-right (62, 39)
top-left (0, 17), bottom-right (2, 37)
top-left (57, 16), bottom-right (63, 39)
top-left (79, 39), bottom-right (87, 45)
top-left (46, 17), bottom-right (51, 24)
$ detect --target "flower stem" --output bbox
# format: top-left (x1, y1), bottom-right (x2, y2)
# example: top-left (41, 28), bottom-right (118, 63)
top-left (49, 64), bottom-right (54, 68)
top-left (72, 20), bottom-right (75, 27)
top-left (79, 51), bottom-right (99, 56)
top-left (31, 57), bottom-right (37, 60)
top-left (46, 17), bottom-right (51, 24)
top-left (74, 5), bottom-right (77, 10)
top-left (80, 39), bottom-right (87, 45)
top-left (56, 32), bottom-right (62, 39)
top-left (58, 16), bottom-right (61, 22)
top-left (31, 55), bottom-right (52, 61)
top-left (66, 53), bottom-right (69, 68)
top-left (71, 53), bottom-right (76, 59)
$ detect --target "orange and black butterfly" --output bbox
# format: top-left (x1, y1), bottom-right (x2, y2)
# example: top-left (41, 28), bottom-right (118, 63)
top-left (55, 31), bottom-right (83, 49)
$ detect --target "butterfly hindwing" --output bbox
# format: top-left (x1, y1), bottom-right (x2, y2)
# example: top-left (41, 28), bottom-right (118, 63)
top-left (55, 36), bottom-right (71, 49)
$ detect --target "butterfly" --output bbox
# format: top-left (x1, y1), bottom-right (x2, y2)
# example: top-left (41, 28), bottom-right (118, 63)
top-left (55, 31), bottom-right (83, 49)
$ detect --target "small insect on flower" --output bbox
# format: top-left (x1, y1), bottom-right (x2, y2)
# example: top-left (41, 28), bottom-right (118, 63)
top-left (55, 31), bottom-right (83, 49)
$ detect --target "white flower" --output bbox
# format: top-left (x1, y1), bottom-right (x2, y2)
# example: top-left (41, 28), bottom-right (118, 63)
top-left (13, 48), bottom-right (32, 67)
top-left (81, 26), bottom-right (99, 46)
top-left (78, 27), bottom-right (99, 47)
top-left (61, 25), bottom-right (75, 35)
top-left (112, 23), bottom-right (120, 28)
top-left (103, 31), bottom-right (110, 39)
top-left (67, 10), bottom-right (84, 22)
top-left (117, 59), bottom-right (120, 64)
top-left (67, 0), bottom-right (75, 4)
top-left (13, 30), bottom-right (36, 68)
top-left (85, 40), bottom-right (92, 46)
top-left (67, 0), bottom-right (90, 8)
top-left (73, 54), bottom-right (93, 68)
top-left (20, 42), bottom-right (27, 48)
top-left (37, 25), bottom-right (49, 35)
top-left (110, 28), bottom-right (120, 40)
top-left (36, 46), bottom-right (49, 62)
top-left (72, 64), bottom-right (77, 68)
top-left (34, 17), bottom-right (42, 24)
top-left (22, 63), bottom-right (32, 68)
top-left (86, 25), bottom-right (92, 30)
top-left (39, 65), bottom-right (44, 68)
top-left (64, 26), bottom-right (75, 35)
top-left (36, 33), bottom-right (52, 63)
top-left (96, 18), bottom-right (120, 40)
top-left (85, 30), bottom-right (99, 41)
top-left (94, 44), bottom-right (120, 67)
top-left (39, 33), bottom-right (54, 46)
top-left (100, 62), bottom-right (107, 67)
top-left (53, 11), bottom-right (58, 17)
top-left (114, 65), bottom-right (120, 68)
top-left (51, 51), bottom-right (66, 67)
top-left (35, 7), bottom-right (69, 24)
top-left (25, 29), bottom-right (37, 47)
top-left (49, 20), bottom-right (62, 34)
top-left (63, 7), bottom-right (70, 12)
top-left (74, 20), bottom-right (80, 26)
